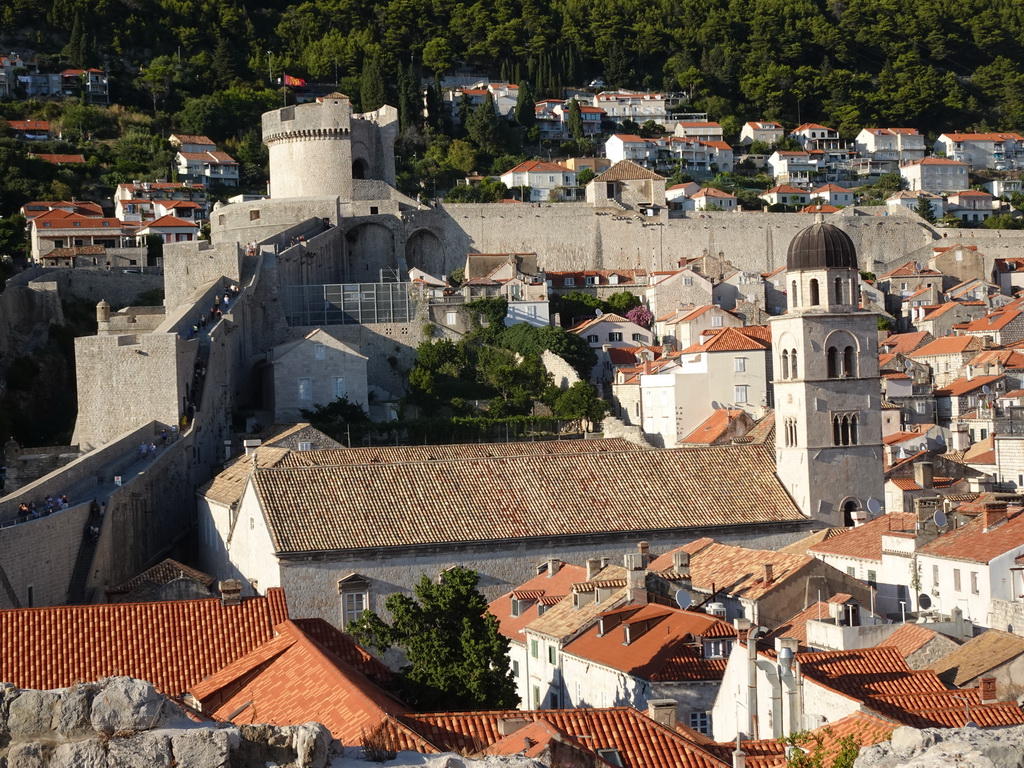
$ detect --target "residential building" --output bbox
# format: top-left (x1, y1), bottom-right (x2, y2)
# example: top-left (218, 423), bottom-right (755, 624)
top-left (28, 209), bottom-right (140, 263)
top-left (170, 134), bottom-right (239, 186)
top-left (645, 269), bottom-right (715, 317)
top-left (935, 132), bottom-right (1024, 171)
top-left (6, 119), bottom-right (51, 139)
top-left (447, 82), bottom-right (519, 121)
top-left (909, 335), bottom-right (985, 388)
top-left (900, 158), bottom-right (969, 194)
top-left (534, 99), bottom-right (605, 140)
top-left (809, 183), bottom-right (854, 207)
top-left (586, 160), bottom-right (666, 210)
top-left (934, 374), bottom-right (1005, 426)
top-left (962, 307), bottom-right (1024, 347)
top-left (792, 123), bottom-right (843, 151)
top-left (855, 128), bottom-right (927, 170)
top-left (59, 67), bottom-right (109, 105)
top-left (689, 187), bottom-right (737, 212)
top-left (136, 214), bottom-right (200, 244)
top-left (265, 328), bottom-right (369, 422)
top-left (885, 190), bottom-right (945, 219)
top-left (770, 219), bottom-right (885, 527)
top-left (767, 152), bottom-right (824, 187)
top-left (759, 184), bottom-right (809, 207)
top-left (945, 189), bottom-right (999, 224)
top-left (739, 121), bottom-right (784, 146)
top-left (673, 121), bottom-right (724, 142)
top-left (593, 90), bottom-right (669, 127)
top-left (928, 629), bottom-right (1024, 701)
top-left (604, 134), bottom-right (659, 165)
top-left (499, 160), bottom-right (579, 202)
top-left (114, 180), bottom-right (209, 222)
top-left (653, 304), bottom-right (741, 350)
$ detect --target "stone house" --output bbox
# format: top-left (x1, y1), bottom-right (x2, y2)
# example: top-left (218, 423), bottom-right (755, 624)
top-left (933, 374), bottom-right (1005, 427)
top-left (499, 160), bottom-right (579, 203)
top-left (759, 184), bottom-right (809, 206)
top-left (264, 328), bottom-right (369, 422)
top-left (928, 630), bottom-right (1024, 701)
top-left (645, 270), bottom-right (715, 319)
top-left (137, 214), bottom-right (201, 244)
top-left (962, 307), bottom-right (1024, 347)
top-left (586, 160), bottom-right (666, 210)
top-left (809, 183), bottom-right (854, 207)
top-left (886, 190), bottom-right (945, 218)
top-left (911, 301), bottom-right (989, 340)
top-left (909, 334), bottom-right (985, 388)
top-left (653, 304), bottom-right (741, 349)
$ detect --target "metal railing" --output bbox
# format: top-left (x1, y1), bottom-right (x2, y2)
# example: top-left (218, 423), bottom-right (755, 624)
top-left (282, 282), bottom-right (413, 326)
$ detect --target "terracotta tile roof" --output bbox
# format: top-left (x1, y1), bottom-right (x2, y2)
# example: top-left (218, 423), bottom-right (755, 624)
top-left (481, 719), bottom-right (586, 759)
top-left (933, 374), bottom-right (1004, 397)
top-left (904, 157), bottom-right (968, 167)
top-left (143, 214), bottom-right (199, 228)
top-left (0, 590), bottom-right (288, 695)
top-left (964, 308), bottom-right (1022, 332)
top-left (488, 561), bottom-right (587, 640)
top-left (880, 261), bottom-right (943, 279)
top-left (34, 153), bottom-right (85, 164)
top-left (503, 160), bottom-right (573, 175)
top-left (879, 623), bottom-right (953, 659)
top-left (800, 204), bottom-right (840, 213)
top-left (249, 442), bottom-right (804, 554)
top-left (808, 512), bottom-right (917, 561)
top-left (401, 708), bottom-right (728, 768)
top-left (106, 557), bottom-right (215, 597)
top-left (701, 325), bottom-right (772, 344)
top-left (171, 133), bottom-right (216, 146)
top-left (7, 120), bottom-right (50, 131)
top-left (910, 335), bottom-right (984, 358)
top-left (648, 542), bottom-right (814, 602)
top-left (594, 160), bottom-right (666, 182)
top-left (919, 508), bottom-right (1024, 563)
top-left (962, 436), bottom-right (996, 465)
top-left (33, 210), bottom-right (123, 229)
top-left (765, 596), bottom-right (859, 649)
top-left (680, 410), bottom-right (749, 445)
top-left (190, 620), bottom-right (421, 746)
top-left (869, 689), bottom-right (1024, 728)
top-left (940, 132), bottom-right (1024, 142)
top-left (692, 187), bottom-right (735, 199)
top-left (563, 603), bottom-right (732, 681)
top-left (526, 567), bottom-right (630, 642)
top-left (199, 446), bottom-right (291, 504)
top-left (762, 185), bottom-right (806, 194)
top-left (777, 528), bottom-right (844, 556)
top-left (682, 327), bottom-right (770, 354)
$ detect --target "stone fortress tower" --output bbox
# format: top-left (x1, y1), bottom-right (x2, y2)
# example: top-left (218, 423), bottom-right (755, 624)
top-left (770, 217), bottom-right (885, 526)
top-left (262, 93), bottom-right (399, 201)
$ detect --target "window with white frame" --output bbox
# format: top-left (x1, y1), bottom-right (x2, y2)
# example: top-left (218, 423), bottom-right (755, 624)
top-left (735, 357), bottom-right (747, 372)
top-left (608, 332), bottom-right (623, 342)
top-left (711, 315), bottom-right (724, 327)
top-left (564, 277), bottom-right (575, 286)
top-left (734, 384), bottom-right (749, 404)
top-left (703, 639), bottom-right (732, 659)
top-left (297, 377), bottom-right (312, 400)
top-left (632, 333), bottom-right (647, 342)
top-left (445, 311), bottom-right (457, 325)
top-left (314, 342), bottom-right (326, 360)
top-left (510, 598), bottom-right (523, 617)
top-left (971, 571), bottom-right (979, 594)
top-left (333, 377), bottom-right (346, 399)
top-left (688, 712), bottom-right (712, 736)
top-left (342, 590), bottom-right (366, 625)
top-left (587, 334), bottom-right (599, 343)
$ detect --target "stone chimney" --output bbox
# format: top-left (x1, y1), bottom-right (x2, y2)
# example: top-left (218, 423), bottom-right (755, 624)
top-left (980, 677), bottom-right (997, 704)
top-left (982, 503), bottom-right (1008, 533)
top-left (497, 718), bottom-right (528, 736)
top-left (243, 439), bottom-right (262, 455)
top-left (625, 553), bottom-right (647, 604)
top-left (219, 579), bottom-right (243, 606)
top-left (647, 699), bottom-right (677, 729)
top-left (547, 558), bottom-right (559, 578)
top-left (586, 558), bottom-right (602, 580)
top-left (914, 461), bottom-right (934, 490)
top-left (762, 563), bottom-right (774, 585)
top-left (638, 540), bottom-right (650, 558)
top-left (673, 551), bottom-right (691, 578)
top-left (734, 617), bottom-right (751, 637)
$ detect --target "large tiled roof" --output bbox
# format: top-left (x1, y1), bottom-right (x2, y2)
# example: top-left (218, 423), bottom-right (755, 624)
top-left (0, 590), bottom-right (288, 695)
top-left (563, 603), bottom-right (732, 681)
top-left (878, 622), bottom-right (952, 659)
top-left (928, 628), bottom-right (1024, 686)
top-left (808, 512), bottom-right (917, 561)
top-left (880, 332), bottom-right (932, 355)
top-left (488, 561), bottom-right (587, 641)
top-left (106, 557), bottom-right (214, 597)
top-left (594, 160), bottom-right (666, 182)
top-left (910, 335), bottom-right (983, 358)
top-left (250, 442), bottom-right (804, 554)
top-left (682, 327), bottom-right (770, 354)
top-left (190, 619), bottom-right (418, 745)
top-left (918, 508), bottom-right (1024, 563)
top-left (680, 409), bottom-right (749, 445)
top-left (401, 708), bottom-right (727, 768)
top-left (526, 566), bottom-right (630, 642)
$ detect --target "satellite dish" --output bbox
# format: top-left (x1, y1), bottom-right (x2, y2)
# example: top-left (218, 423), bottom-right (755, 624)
top-left (866, 498), bottom-right (882, 515)
top-left (905, 359), bottom-right (915, 371)
top-left (674, 590), bottom-right (692, 610)
top-left (710, 400), bottom-right (720, 410)
top-left (982, 385), bottom-right (991, 395)
top-left (595, 308), bottom-right (603, 316)
top-left (918, 593), bottom-right (932, 610)
top-left (934, 509), bottom-right (948, 528)
top-left (915, 261), bottom-right (923, 271)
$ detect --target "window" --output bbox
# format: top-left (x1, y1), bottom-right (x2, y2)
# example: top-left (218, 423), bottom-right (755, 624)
top-left (632, 333), bottom-right (646, 342)
top-left (791, 349), bottom-right (799, 378)
top-left (342, 590), bottom-right (366, 625)
top-left (597, 749), bottom-right (625, 767)
top-left (445, 311), bottom-right (457, 325)
top-left (608, 332), bottom-right (622, 342)
top-left (587, 334), bottom-right (599, 343)
top-left (734, 385), bottom-right (749, 404)
top-left (530, 639), bottom-right (539, 658)
top-left (369, 206), bottom-right (379, 215)
top-left (511, 598), bottom-right (523, 617)
top-left (832, 412), bottom-right (860, 446)
top-left (548, 645), bottom-right (557, 665)
top-left (512, 660), bottom-right (519, 677)
top-left (585, 276), bottom-right (596, 286)
top-left (867, 570), bottom-right (877, 588)
top-left (314, 342), bottom-right (326, 360)
top-left (847, 567), bottom-right (856, 577)
top-left (834, 277), bottom-right (844, 304)
top-left (784, 417), bottom-right (797, 447)
top-left (809, 278), bottom-right (820, 305)
top-left (333, 377), bottom-right (346, 399)
top-left (703, 639), bottom-right (732, 659)
top-left (953, 569), bottom-right (961, 592)
top-left (711, 315), bottom-right (724, 328)
top-left (249, 209), bottom-right (260, 221)
top-left (827, 346), bottom-right (839, 378)
top-left (297, 377), bottom-right (312, 400)
top-left (684, 276), bottom-right (693, 286)
top-left (532, 685), bottom-right (541, 709)
top-left (971, 572), bottom-right (979, 595)
top-left (564, 277), bottom-right (575, 286)
top-left (688, 712), bottom-right (711, 736)
top-left (843, 346), bottom-right (855, 377)
top-left (735, 357), bottom-right (747, 373)
top-left (781, 350), bottom-right (790, 379)
top-left (933, 565), bottom-right (939, 587)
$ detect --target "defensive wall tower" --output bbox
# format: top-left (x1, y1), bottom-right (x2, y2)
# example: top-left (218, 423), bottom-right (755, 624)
top-left (262, 94), bottom-right (398, 201)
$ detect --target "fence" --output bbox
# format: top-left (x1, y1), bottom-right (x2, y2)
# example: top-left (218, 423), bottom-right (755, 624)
top-left (282, 282), bottom-right (413, 326)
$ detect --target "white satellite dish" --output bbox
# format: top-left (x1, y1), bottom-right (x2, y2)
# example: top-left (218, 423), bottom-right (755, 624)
top-left (595, 308), bottom-right (603, 316)
top-left (905, 359), bottom-right (915, 371)
top-left (982, 385), bottom-right (991, 395)
top-left (866, 498), bottom-right (882, 515)
top-left (934, 509), bottom-right (948, 528)
top-left (674, 590), bottom-right (692, 610)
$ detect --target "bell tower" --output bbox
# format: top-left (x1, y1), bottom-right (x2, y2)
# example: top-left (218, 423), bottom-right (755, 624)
top-left (770, 218), bottom-right (884, 526)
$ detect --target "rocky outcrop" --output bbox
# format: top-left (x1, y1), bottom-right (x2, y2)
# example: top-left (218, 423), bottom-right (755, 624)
top-left (0, 677), bottom-right (331, 768)
top-left (855, 724), bottom-right (1024, 768)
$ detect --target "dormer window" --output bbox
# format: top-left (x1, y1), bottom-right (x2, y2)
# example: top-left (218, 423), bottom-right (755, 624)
top-left (511, 598), bottom-right (523, 617)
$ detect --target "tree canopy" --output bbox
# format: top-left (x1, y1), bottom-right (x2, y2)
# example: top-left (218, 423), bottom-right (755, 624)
top-left (347, 567), bottom-right (518, 710)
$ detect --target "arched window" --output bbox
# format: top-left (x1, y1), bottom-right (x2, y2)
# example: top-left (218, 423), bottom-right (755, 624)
top-left (834, 277), bottom-right (843, 305)
top-left (791, 280), bottom-right (799, 308)
top-left (785, 417), bottom-right (797, 447)
top-left (843, 346), bottom-right (856, 378)
top-left (791, 349), bottom-right (799, 378)
top-left (843, 500), bottom-right (858, 527)
top-left (826, 347), bottom-right (839, 378)
top-left (781, 350), bottom-right (790, 380)
top-left (850, 413), bottom-right (859, 444)
top-left (832, 412), bottom-right (860, 446)
top-left (809, 278), bottom-right (820, 306)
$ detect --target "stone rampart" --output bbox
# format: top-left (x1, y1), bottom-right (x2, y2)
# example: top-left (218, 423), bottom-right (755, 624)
top-left (0, 501), bottom-right (90, 608)
top-left (162, 240), bottom-right (240, 311)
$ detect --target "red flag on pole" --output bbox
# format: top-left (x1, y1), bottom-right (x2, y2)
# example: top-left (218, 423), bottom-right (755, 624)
top-left (283, 75), bottom-right (306, 87)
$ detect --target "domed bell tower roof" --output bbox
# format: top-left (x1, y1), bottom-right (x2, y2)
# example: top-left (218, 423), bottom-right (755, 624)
top-left (787, 217), bottom-right (858, 271)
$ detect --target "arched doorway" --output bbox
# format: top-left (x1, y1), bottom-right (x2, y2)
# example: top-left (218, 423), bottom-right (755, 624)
top-left (344, 222), bottom-right (397, 282)
top-left (352, 158), bottom-right (368, 180)
top-left (405, 229), bottom-right (446, 276)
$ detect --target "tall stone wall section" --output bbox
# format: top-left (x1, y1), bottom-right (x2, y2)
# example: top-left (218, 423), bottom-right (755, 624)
top-left (278, 522), bottom-right (812, 625)
top-left (162, 240), bottom-right (241, 311)
top-left (264, 96), bottom-right (355, 200)
top-left (0, 502), bottom-right (90, 608)
top-left (38, 269), bottom-right (163, 310)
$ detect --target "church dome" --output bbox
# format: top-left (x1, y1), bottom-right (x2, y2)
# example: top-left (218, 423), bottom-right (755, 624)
top-left (786, 222), bottom-right (858, 271)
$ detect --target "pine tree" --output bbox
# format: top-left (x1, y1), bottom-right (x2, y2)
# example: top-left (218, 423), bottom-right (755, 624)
top-left (915, 194), bottom-right (937, 223)
top-left (466, 93), bottom-right (501, 154)
top-left (360, 51), bottom-right (387, 112)
top-left (212, 35), bottom-right (238, 91)
top-left (398, 60), bottom-right (421, 130)
top-left (62, 12), bottom-right (85, 69)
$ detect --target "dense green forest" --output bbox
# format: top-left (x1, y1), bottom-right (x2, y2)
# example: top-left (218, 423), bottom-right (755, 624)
top-left (5, 0), bottom-right (1024, 134)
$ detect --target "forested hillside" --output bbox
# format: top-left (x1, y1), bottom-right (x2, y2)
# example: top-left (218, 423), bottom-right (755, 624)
top-left (4, 0), bottom-right (1024, 134)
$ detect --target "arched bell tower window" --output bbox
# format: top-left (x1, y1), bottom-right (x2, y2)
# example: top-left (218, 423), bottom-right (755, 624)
top-left (826, 346), bottom-right (839, 378)
top-left (834, 277), bottom-right (844, 305)
top-left (781, 350), bottom-right (790, 379)
top-left (791, 280), bottom-right (799, 308)
top-left (790, 349), bottom-right (799, 378)
top-left (832, 412), bottom-right (859, 446)
top-left (809, 279), bottom-right (820, 306)
top-left (784, 417), bottom-right (798, 447)
top-left (843, 346), bottom-right (856, 377)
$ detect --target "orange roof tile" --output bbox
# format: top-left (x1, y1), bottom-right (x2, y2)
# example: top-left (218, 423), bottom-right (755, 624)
top-left (910, 335), bottom-right (983, 358)
top-left (964, 308), bottom-right (1022, 332)
top-left (488, 561), bottom-right (587, 640)
top-left (933, 374), bottom-right (1003, 397)
top-left (879, 623), bottom-right (953, 659)
top-left (34, 153), bottom-right (86, 164)
top-left (680, 410), bottom-right (750, 445)
top-left (918, 508), bottom-right (1024, 563)
top-left (809, 512), bottom-right (917, 561)
top-left (0, 590), bottom-right (288, 695)
top-left (682, 327), bottom-right (770, 354)
top-left (928, 629), bottom-right (1024, 686)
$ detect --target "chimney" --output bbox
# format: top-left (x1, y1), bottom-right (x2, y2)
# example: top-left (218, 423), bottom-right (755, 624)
top-left (243, 439), bottom-right (262, 455)
top-left (627, 566), bottom-right (647, 605)
top-left (762, 563), bottom-right (774, 585)
top-left (219, 579), bottom-right (243, 606)
top-left (966, 364), bottom-right (974, 381)
top-left (983, 503), bottom-right (1008, 532)
top-left (547, 558), bottom-right (559, 578)
top-left (914, 461), bottom-right (934, 490)
top-left (497, 718), bottom-right (528, 736)
top-left (980, 677), bottom-right (997, 704)
top-left (586, 558), bottom-right (602, 580)
top-left (647, 699), bottom-right (677, 729)
top-left (638, 540), bottom-right (650, 558)
top-left (734, 617), bottom-right (751, 637)
top-left (600, 557), bottom-right (610, 569)
top-left (673, 551), bottom-right (691, 578)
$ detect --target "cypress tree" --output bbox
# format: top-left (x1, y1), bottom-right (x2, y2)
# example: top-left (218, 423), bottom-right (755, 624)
top-left (360, 51), bottom-right (387, 112)
top-left (514, 80), bottom-right (535, 127)
top-left (567, 99), bottom-right (584, 141)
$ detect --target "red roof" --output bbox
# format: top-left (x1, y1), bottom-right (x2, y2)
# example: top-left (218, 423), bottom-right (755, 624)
top-left (918, 507), bottom-right (1024, 563)
top-left (933, 374), bottom-right (1003, 397)
top-left (503, 160), bottom-right (573, 175)
top-left (0, 589), bottom-right (288, 695)
top-left (488, 561), bottom-right (586, 640)
top-left (809, 512), bottom-right (917, 561)
top-left (762, 185), bottom-right (806, 195)
top-left (910, 335), bottom-right (983, 358)
top-left (963, 308), bottom-right (1022, 332)
top-left (682, 327), bottom-right (770, 354)
top-left (680, 409), bottom-right (749, 445)
top-left (879, 623), bottom-right (952, 659)
top-left (34, 153), bottom-right (86, 164)
top-left (143, 214), bottom-right (200, 229)
top-left (7, 120), bottom-right (50, 131)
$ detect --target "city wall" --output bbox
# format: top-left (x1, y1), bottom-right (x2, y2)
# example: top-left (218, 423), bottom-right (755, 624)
top-left (0, 501), bottom-right (90, 608)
